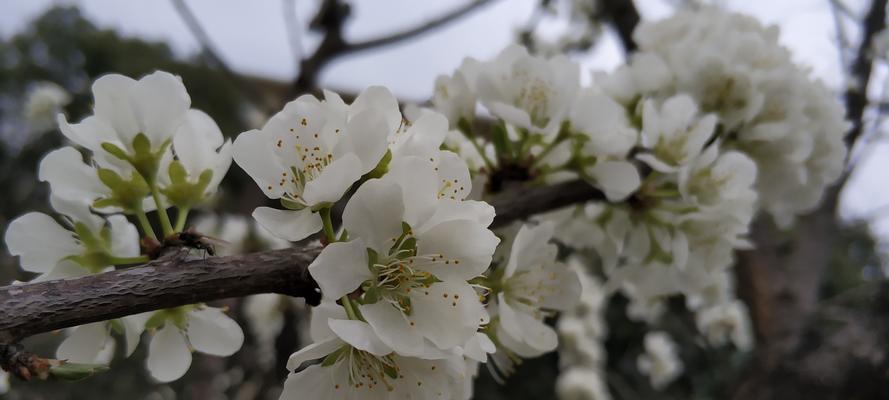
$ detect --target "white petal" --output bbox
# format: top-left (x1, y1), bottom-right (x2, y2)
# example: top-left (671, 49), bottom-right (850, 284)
top-left (122, 313), bottom-right (152, 357)
top-left (328, 319), bottom-right (392, 356)
top-left (30, 259), bottom-right (90, 282)
top-left (415, 219), bottom-right (499, 281)
top-left (342, 178), bottom-right (405, 254)
top-left (232, 129), bottom-right (287, 199)
top-left (359, 301), bottom-right (425, 357)
top-left (504, 222), bottom-right (555, 278)
top-left (309, 301), bottom-right (348, 342)
top-left (173, 109), bottom-right (224, 175)
top-left (147, 324), bottom-right (192, 382)
top-left (383, 156), bottom-right (438, 228)
top-left (498, 294), bottom-right (557, 356)
top-left (435, 150), bottom-right (472, 201)
top-left (57, 114), bottom-right (118, 152)
top-left (186, 307), bottom-right (244, 356)
top-left (350, 86), bottom-right (402, 132)
top-left (308, 239), bottom-right (372, 300)
top-left (108, 215), bottom-right (140, 258)
top-left (39, 147), bottom-right (109, 203)
top-left (588, 160), bottom-right (641, 201)
top-left (302, 153), bottom-right (363, 205)
top-left (334, 110), bottom-right (390, 173)
top-left (280, 366), bottom-right (338, 400)
top-left (49, 194), bottom-right (103, 233)
top-left (463, 332), bottom-right (496, 362)
top-left (286, 337), bottom-right (343, 371)
top-left (411, 282), bottom-right (486, 350)
top-left (56, 322), bottom-right (110, 364)
top-left (252, 207), bottom-right (322, 242)
top-left (91, 74), bottom-right (140, 144)
top-left (131, 71), bottom-right (191, 146)
top-left (5, 212), bottom-right (80, 273)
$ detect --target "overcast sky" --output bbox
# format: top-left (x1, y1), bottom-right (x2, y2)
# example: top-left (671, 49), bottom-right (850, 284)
top-left (3, 0), bottom-right (887, 231)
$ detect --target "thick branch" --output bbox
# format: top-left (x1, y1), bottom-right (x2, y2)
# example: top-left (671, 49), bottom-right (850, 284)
top-left (0, 180), bottom-right (605, 342)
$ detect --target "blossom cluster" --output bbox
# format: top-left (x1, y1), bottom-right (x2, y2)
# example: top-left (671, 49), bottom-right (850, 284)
top-left (5, 71), bottom-right (243, 382)
top-left (233, 86), bottom-right (582, 399)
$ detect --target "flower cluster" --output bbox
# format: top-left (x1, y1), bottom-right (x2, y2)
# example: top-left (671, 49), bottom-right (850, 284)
top-left (4, 71), bottom-right (242, 382)
top-left (233, 85), bottom-right (582, 399)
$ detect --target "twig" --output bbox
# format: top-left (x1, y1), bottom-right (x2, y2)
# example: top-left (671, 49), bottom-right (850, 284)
top-left (843, 0), bottom-right (888, 148)
top-left (170, 0), bottom-right (274, 112)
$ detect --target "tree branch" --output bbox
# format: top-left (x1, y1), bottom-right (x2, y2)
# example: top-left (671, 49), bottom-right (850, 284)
top-left (293, 0), bottom-right (496, 93)
top-left (0, 180), bottom-right (605, 343)
top-left (843, 0), bottom-right (887, 147)
top-left (598, 0), bottom-right (640, 53)
top-left (170, 0), bottom-right (275, 112)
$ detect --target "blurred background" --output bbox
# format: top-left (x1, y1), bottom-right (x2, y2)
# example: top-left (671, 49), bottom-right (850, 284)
top-left (1, 0), bottom-right (888, 399)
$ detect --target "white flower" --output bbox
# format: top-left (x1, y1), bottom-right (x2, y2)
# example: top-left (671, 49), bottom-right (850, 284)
top-left (281, 302), bottom-right (471, 400)
top-left (594, 52), bottom-right (673, 105)
top-left (493, 222), bottom-right (581, 358)
top-left (556, 368), bottom-right (612, 400)
top-left (145, 306), bottom-right (244, 382)
top-left (158, 109), bottom-right (233, 208)
top-left (4, 194), bottom-right (139, 280)
top-left (244, 293), bottom-right (287, 368)
top-left (695, 300), bottom-right (754, 351)
top-left (24, 81), bottom-right (71, 129)
top-left (636, 331), bottom-right (683, 390)
top-left (233, 87), bottom-right (396, 241)
top-left (474, 44), bottom-right (580, 137)
top-left (309, 156), bottom-right (497, 357)
top-left (0, 369), bottom-right (8, 395)
top-left (57, 71), bottom-right (190, 156)
top-left (433, 59), bottom-right (478, 128)
top-left (57, 314), bottom-right (149, 365)
top-left (637, 94), bottom-right (717, 172)
top-left (570, 88), bottom-right (638, 159)
top-left (585, 160), bottom-right (641, 202)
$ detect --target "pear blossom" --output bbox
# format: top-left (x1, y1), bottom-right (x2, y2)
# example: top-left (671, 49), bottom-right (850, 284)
top-left (144, 305), bottom-right (244, 382)
top-left (4, 194), bottom-right (139, 280)
top-left (308, 156), bottom-right (498, 357)
top-left (432, 60), bottom-right (479, 128)
top-left (57, 71), bottom-right (190, 157)
top-left (637, 331), bottom-right (683, 390)
top-left (158, 109), bottom-right (233, 209)
top-left (281, 303), bottom-right (472, 400)
top-left (489, 222), bottom-right (581, 361)
top-left (556, 368), bottom-right (612, 400)
top-left (233, 87), bottom-right (397, 241)
top-left (57, 314), bottom-right (149, 365)
top-left (24, 81), bottom-right (71, 132)
top-left (637, 94), bottom-right (717, 172)
top-left (695, 300), bottom-right (754, 351)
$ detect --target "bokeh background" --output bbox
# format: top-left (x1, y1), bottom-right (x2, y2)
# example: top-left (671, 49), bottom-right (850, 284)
top-left (1, 0), bottom-right (888, 399)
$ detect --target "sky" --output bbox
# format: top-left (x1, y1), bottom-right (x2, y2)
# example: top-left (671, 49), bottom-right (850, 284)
top-left (1, 0), bottom-right (886, 230)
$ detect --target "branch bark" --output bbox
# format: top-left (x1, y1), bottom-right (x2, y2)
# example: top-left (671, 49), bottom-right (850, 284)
top-left (843, 0), bottom-right (887, 147)
top-left (0, 180), bottom-right (605, 343)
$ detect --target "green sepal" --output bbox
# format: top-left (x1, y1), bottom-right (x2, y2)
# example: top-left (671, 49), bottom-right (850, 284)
top-left (144, 311), bottom-right (167, 331)
top-left (491, 122), bottom-right (514, 161)
top-left (128, 134), bottom-right (171, 183)
top-left (160, 165), bottom-right (213, 209)
top-left (109, 319), bottom-right (125, 335)
top-left (320, 347), bottom-right (346, 367)
top-left (361, 284), bottom-right (381, 305)
top-left (50, 362), bottom-right (109, 381)
top-left (281, 198), bottom-right (306, 210)
top-left (94, 168), bottom-right (151, 213)
top-left (101, 142), bottom-right (131, 162)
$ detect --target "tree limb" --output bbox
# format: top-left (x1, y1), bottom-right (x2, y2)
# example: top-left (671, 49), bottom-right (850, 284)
top-left (0, 180), bottom-right (605, 343)
top-left (843, 0), bottom-right (887, 148)
top-left (598, 0), bottom-right (640, 53)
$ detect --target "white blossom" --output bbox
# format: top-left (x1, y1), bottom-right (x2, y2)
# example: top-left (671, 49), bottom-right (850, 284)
top-left (637, 331), bottom-right (683, 390)
top-left (144, 306), bottom-right (244, 382)
top-left (233, 87), bottom-right (396, 241)
top-left (696, 300), bottom-right (754, 351)
top-left (24, 81), bottom-right (71, 131)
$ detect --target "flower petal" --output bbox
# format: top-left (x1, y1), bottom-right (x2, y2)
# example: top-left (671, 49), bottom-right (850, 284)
top-left (147, 324), bottom-right (192, 382)
top-left (131, 71), bottom-right (191, 146)
top-left (5, 212), bottom-right (80, 273)
top-left (233, 129), bottom-right (287, 199)
top-left (286, 337), bottom-right (343, 371)
top-left (328, 319), bottom-right (392, 356)
top-left (56, 322), bottom-right (110, 364)
top-left (415, 219), bottom-right (499, 281)
top-left (108, 215), bottom-right (140, 258)
top-left (588, 160), bottom-right (641, 201)
top-left (342, 178), bottom-right (405, 254)
top-left (91, 74), bottom-right (139, 145)
top-left (173, 109), bottom-right (224, 175)
top-left (122, 313), bottom-right (152, 357)
top-left (333, 110), bottom-right (390, 173)
top-left (302, 153), bottom-right (363, 205)
top-left (39, 147), bottom-right (109, 203)
top-left (252, 207), bottom-right (322, 242)
top-left (308, 239), bottom-right (372, 300)
top-left (411, 281), bottom-right (486, 350)
top-left (186, 307), bottom-right (244, 356)
top-left (359, 301), bottom-right (425, 357)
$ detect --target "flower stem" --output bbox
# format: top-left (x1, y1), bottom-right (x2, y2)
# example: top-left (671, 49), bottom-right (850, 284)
top-left (149, 184), bottom-right (174, 237)
top-left (109, 255), bottom-right (150, 266)
top-left (135, 209), bottom-right (158, 241)
top-left (320, 207), bottom-right (336, 243)
top-left (174, 207), bottom-right (191, 232)
top-left (340, 295), bottom-right (360, 321)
